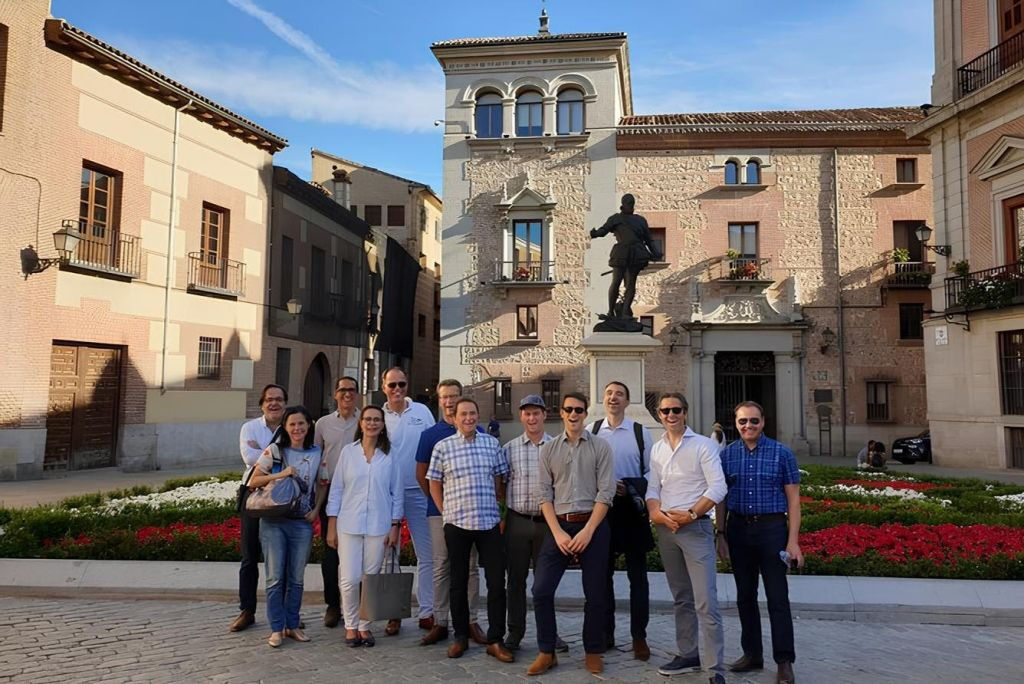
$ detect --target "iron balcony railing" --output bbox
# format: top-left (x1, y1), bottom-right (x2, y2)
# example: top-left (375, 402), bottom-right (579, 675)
top-left (884, 261), bottom-right (934, 288)
top-left (267, 295), bottom-right (366, 347)
top-left (67, 226), bottom-right (141, 278)
top-left (492, 260), bottom-right (557, 284)
top-left (957, 31), bottom-right (1024, 99)
top-left (187, 252), bottom-right (245, 297)
top-left (945, 261), bottom-right (1024, 310)
top-left (713, 257), bottom-right (772, 281)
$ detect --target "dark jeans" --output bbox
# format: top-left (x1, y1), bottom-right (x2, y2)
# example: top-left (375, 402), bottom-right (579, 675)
top-left (443, 523), bottom-right (507, 644)
top-left (533, 518), bottom-right (610, 654)
top-left (505, 510), bottom-right (547, 643)
top-left (239, 512), bottom-right (261, 613)
top-left (726, 514), bottom-right (795, 664)
top-left (605, 495), bottom-right (650, 641)
top-left (319, 507), bottom-right (340, 611)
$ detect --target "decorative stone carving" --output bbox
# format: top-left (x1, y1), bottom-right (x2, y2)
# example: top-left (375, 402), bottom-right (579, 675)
top-left (701, 294), bottom-right (793, 325)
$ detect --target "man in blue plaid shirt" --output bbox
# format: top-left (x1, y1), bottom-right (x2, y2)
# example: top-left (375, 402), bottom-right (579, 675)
top-left (427, 397), bottom-right (514, 664)
top-left (716, 401), bottom-right (802, 684)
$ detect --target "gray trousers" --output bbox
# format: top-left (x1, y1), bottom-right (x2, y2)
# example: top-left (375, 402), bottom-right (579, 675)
top-left (428, 515), bottom-right (480, 627)
top-left (656, 519), bottom-right (725, 677)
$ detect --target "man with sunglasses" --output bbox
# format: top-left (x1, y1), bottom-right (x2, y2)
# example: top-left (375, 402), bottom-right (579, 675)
top-left (529, 392), bottom-right (614, 676)
top-left (717, 401), bottom-right (802, 684)
top-left (313, 376), bottom-right (361, 628)
top-left (381, 366), bottom-right (436, 635)
top-left (646, 393), bottom-right (727, 683)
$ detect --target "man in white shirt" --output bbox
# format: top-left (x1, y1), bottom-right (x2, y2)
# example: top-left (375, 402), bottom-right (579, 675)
top-left (314, 375), bottom-right (360, 628)
top-left (381, 366), bottom-right (436, 635)
top-left (231, 383), bottom-right (287, 633)
top-left (646, 392), bottom-right (727, 683)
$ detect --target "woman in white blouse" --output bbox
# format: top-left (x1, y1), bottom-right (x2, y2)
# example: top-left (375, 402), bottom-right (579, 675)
top-left (325, 405), bottom-right (403, 647)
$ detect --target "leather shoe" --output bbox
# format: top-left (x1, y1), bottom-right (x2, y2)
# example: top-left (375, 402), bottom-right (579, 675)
top-left (385, 619), bottom-right (401, 636)
top-left (729, 654), bottom-right (764, 672)
top-left (633, 638), bottom-right (650, 661)
top-left (554, 635), bottom-right (569, 653)
top-left (229, 610), bottom-right (255, 632)
top-left (584, 653), bottom-right (604, 674)
top-left (486, 642), bottom-right (515, 663)
top-left (324, 606), bottom-right (340, 628)
top-left (777, 661), bottom-right (795, 683)
top-left (420, 625), bottom-right (449, 646)
top-left (527, 652), bottom-right (557, 676)
top-left (468, 622), bottom-right (488, 646)
top-left (447, 639), bottom-right (469, 658)
top-left (418, 615), bottom-right (435, 630)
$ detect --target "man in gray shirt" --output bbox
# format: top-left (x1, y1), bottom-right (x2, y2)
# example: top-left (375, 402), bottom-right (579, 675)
top-left (528, 392), bottom-right (615, 676)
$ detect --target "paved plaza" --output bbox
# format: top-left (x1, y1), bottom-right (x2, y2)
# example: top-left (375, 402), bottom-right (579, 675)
top-left (0, 597), bottom-right (1022, 683)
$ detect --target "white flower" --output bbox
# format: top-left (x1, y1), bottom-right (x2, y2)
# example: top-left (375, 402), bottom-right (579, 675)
top-left (995, 492), bottom-right (1024, 509)
top-left (806, 483), bottom-right (945, 505)
top-left (97, 479), bottom-right (237, 514)
top-left (799, 469), bottom-right (810, 476)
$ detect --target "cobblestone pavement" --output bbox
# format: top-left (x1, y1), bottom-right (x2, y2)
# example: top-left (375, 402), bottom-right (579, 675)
top-left (1, 597), bottom-right (1022, 683)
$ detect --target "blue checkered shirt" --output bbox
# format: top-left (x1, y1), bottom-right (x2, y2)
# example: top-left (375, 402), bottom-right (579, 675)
top-left (427, 431), bottom-right (509, 530)
top-left (720, 435), bottom-right (800, 514)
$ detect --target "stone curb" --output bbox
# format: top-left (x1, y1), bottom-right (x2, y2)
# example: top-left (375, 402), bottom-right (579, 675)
top-left (1, 558), bottom-right (1022, 626)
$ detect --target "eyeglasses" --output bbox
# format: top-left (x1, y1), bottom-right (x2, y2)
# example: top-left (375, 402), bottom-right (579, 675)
top-left (737, 417), bottom-right (762, 426)
top-left (386, 381), bottom-right (407, 389)
top-left (336, 387), bottom-right (357, 394)
top-left (561, 406), bottom-right (586, 415)
top-left (658, 407), bottom-right (684, 415)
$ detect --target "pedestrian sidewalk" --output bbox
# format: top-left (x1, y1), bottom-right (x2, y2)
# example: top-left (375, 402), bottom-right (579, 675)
top-left (1, 558), bottom-right (1021, 627)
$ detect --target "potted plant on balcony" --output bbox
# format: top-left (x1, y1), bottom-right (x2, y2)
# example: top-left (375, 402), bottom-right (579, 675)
top-left (959, 272), bottom-right (1020, 309)
top-left (953, 260), bottom-right (970, 277)
top-left (890, 247), bottom-right (911, 263)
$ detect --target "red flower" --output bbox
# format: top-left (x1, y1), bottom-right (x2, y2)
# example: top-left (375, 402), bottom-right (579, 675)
top-left (835, 479), bottom-right (950, 491)
top-left (800, 523), bottom-right (1024, 566)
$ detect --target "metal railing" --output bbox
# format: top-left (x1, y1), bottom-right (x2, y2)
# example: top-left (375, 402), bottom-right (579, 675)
top-left (957, 31), bottom-right (1024, 99)
top-left (884, 261), bottom-right (934, 288)
top-left (492, 260), bottom-right (557, 283)
top-left (68, 227), bottom-right (141, 278)
top-left (187, 252), bottom-right (245, 297)
top-left (945, 261), bottom-right (1024, 310)
top-left (713, 257), bottom-right (772, 281)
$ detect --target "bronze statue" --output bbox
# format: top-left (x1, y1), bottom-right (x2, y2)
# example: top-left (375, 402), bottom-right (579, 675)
top-left (590, 193), bottom-right (661, 331)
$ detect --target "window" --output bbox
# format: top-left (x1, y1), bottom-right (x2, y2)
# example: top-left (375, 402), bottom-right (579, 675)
top-left (542, 378), bottom-right (560, 418)
top-left (866, 382), bottom-right (891, 421)
top-left (728, 223), bottom-right (758, 259)
top-left (896, 158), bottom-right (917, 183)
top-left (198, 337), bottom-right (222, 379)
top-left (494, 378), bottom-right (513, 419)
top-left (387, 205), bottom-right (405, 227)
top-left (1008, 427), bottom-right (1024, 469)
top-left (640, 315), bottom-right (654, 337)
top-left (0, 24), bottom-right (9, 132)
top-left (892, 221), bottom-right (924, 262)
top-left (649, 227), bottom-right (666, 262)
top-left (280, 236), bottom-right (294, 304)
top-left (899, 303), bottom-right (924, 340)
top-left (78, 163), bottom-right (122, 264)
top-left (197, 203), bottom-right (230, 289)
top-left (434, 219), bottom-right (441, 242)
top-left (310, 246), bottom-right (326, 316)
top-left (745, 160), bottom-right (761, 184)
top-left (556, 88), bottom-right (584, 134)
top-left (724, 160), bottom-right (739, 185)
top-left (515, 91), bottom-right (543, 137)
top-left (475, 92), bottom-right (503, 138)
top-left (512, 219), bottom-right (545, 279)
top-left (275, 347), bottom-right (291, 388)
top-left (1003, 194), bottom-right (1024, 265)
top-left (364, 205), bottom-right (382, 226)
top-left (517, 305), bottom-right (538, 340)
top-left (418, 314), bottom-right (427, 338)
top-left (999, 330), bottom-right (1024, 415)
top-left (433, 318), bottom-right (440, 342)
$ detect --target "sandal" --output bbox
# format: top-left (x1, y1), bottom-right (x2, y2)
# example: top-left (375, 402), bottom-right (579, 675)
top-left (359, 631), bottom-right (375, 647)
top-left (268, 631), bottom-right (283, 648)
top-left (285, 628), bottom-right (310, 642)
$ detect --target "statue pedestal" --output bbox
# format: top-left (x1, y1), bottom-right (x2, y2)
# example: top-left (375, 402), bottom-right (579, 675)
top-left (580, 332), bottom-right (662, 430)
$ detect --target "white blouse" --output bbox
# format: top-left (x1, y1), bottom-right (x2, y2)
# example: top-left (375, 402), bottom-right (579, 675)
top-left (325, 441), bottom-right (404, 536)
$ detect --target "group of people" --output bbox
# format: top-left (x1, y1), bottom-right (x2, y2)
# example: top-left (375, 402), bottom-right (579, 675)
top-left (232, 367), bottom-right (803, 684)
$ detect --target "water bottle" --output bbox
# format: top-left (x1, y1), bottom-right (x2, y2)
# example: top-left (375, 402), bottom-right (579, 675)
top-left (779, 550), bottom-right (791, 566)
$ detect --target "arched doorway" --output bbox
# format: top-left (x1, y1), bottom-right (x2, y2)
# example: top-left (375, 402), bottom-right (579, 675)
top-left (303, 353), bottom-right (331, 419)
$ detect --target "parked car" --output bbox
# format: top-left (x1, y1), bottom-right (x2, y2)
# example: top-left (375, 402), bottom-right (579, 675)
top-left (890, 430), bottom-right (932, 464)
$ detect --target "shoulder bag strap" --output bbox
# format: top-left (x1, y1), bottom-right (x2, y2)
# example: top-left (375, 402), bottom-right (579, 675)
top-left (633, 421), bottom-right (645, 472)
top-left (590, 419), bottom-right (603, 435)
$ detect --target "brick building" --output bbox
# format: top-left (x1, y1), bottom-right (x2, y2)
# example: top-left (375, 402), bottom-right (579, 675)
top-left (432, 20), bottom-right (933, 456)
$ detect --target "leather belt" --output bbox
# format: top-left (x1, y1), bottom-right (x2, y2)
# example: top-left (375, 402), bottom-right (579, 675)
top-left (730, 512), bottom-right (786, 523)
top-left (556, 511), bottom-right (592, 523)
top-left (510, 509), bottom-right (545, 523)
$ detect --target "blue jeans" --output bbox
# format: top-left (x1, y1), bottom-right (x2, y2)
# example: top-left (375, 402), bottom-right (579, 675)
top-left (260, 517), bottom-right (313, 633)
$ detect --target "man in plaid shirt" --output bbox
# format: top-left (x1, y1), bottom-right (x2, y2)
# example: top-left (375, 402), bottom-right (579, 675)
top-left (427, 398), bottom-right (514, 664)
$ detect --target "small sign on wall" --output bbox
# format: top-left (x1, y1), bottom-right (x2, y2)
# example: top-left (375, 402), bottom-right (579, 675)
top-left (935, 325), bottom-right (949, 346)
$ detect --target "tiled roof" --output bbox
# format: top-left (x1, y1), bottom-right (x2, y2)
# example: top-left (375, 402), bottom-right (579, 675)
top-left (311, 149), bottom-right (441, 203)
top-left (431, 32), bottom-right (626, 49)
top-left (618, 107), bottom-right (924, 134)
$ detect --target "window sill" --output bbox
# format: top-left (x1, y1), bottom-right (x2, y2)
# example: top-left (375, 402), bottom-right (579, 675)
top-left (714, 183), bottom-right (769, 192)
top-left (467, 133), bottom-right (589, 150)
top-left (508, 339), bottom-right (540, 346)
top-left (897, 339), bottom-right (924, 346)
top-left (866, 418), bottom-right (896, 424)
top-left (187, 284), bottom-right (242, 300)
top-left (60, 262), bottom-right (138, 282)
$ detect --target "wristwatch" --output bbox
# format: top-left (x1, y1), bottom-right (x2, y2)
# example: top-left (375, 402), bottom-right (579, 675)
top-left (687, 509), bottom-right (698, 521)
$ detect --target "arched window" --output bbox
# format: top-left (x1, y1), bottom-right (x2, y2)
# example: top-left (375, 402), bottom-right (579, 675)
top-left (746, 159), bottom-right (761, 184)
top-left (724, 160), bottom-right (739, 185)
top-left (515, 91), bottom-right (543, 137)
top-left (556, 88), bottom-right (584, 134)
top-left (475, 92), bottom-right (503, 138)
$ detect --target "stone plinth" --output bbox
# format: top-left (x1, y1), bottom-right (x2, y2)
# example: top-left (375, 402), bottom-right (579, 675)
top-left (580, 332), bottom-right (662, 429)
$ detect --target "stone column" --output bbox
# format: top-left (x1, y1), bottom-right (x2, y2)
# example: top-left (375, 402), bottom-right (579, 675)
top-left (542, 96), bottom-right (557, 136)
top-left (502, 98), bottom-right (515, 137)
top-left (774, 351), bottom-right (810, 456)
top-left (580, 332), bottom-right (662, 430)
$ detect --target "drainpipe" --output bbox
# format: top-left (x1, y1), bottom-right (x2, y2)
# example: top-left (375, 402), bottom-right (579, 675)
top-left (833, 148), bottom-right (848, 458)
top-left (160, 98), bottom-right (193, 393)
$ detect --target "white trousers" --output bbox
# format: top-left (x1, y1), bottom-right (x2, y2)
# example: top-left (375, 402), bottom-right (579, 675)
top-left (338, 532), bottom-right (387, 631)
top-left (404, 487), bottom-right (434, 619)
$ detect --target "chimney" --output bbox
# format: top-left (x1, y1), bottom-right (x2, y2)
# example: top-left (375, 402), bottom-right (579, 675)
top-left (331, 167), bottom-right (352, 209)
top-left (538, 7), bottom-right (549, 35)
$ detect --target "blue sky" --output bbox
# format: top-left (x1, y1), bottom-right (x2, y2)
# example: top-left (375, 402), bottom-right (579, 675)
top-left (50, 0), bottom-right (934, 191)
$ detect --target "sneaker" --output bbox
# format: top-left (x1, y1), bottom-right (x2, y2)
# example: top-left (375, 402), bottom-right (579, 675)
top-left (658, 655), bottom-right (702, 676)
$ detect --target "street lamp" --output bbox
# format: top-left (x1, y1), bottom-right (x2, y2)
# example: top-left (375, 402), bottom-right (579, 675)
top-left (20, 219), bottom-right (82, 279)
top-left (819, 326), bottom-right (836, 354)
top-left (286, 298), bottom-right (302, 317)
top-left (914, 223), bottom-right (952, 257)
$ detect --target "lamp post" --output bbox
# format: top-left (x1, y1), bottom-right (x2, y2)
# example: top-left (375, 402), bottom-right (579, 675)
top-left (286, 298), bottom-right (302, 317)
top-left (819, 326), bottom-right (836, 354)
top-left (914, 223), bottom-right (952, 257)
top-left (20, 219), bottom-right (82, 279)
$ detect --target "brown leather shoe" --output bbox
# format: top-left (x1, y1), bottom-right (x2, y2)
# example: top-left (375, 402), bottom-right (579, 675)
top-left (468, 622), bottom-right (488, 646)
top-left (420, 625), bottom-right (449, 646)
top-left (418, 615), bottom-right (435, 630)
top-left (323, 606), bottom-right (340, 628)
top-left (486, 642), bottom-right (515, 663)
top-left (729, 654), bottom-right (764, 672)
top-left (385, 619), bottom-right (401, 636)
top-left (777, 661), bottom-right (795, 683)
top-left (633, 638), bottom-right (650, 661)
top-left (527, 652), bottom-right (557, 676)
top-left (584, 653), bottom-right (604, 674)
top-left (229, 610), bottom-right (255, 632)
top-left (447, 639), bottom-right (469, 658)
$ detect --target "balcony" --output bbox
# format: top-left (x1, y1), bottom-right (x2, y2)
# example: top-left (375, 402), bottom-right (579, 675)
top-left (65, 227), bottom-right (141, 279)
top-left (712, 257), bottom-right (773, 282)
top-left (489, 260), bottom-right (559, 286)
top-left (267, 294), bottom-right (366, 348)
top-left (187, 252), bottom-right (245, 298)
top-left (884, 261), bottom-right (934, 289)
top-left (957, 31), bottom-right (1024, 100)
top-left (945, 261), bottom-right (1024, 311)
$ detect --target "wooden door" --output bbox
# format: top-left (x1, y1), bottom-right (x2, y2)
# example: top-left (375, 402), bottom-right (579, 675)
top-left (1002, 194), bottom-right (1024, 266)
top-left (198, 204), bottom-right (228, 289)
top-left (1001, 0), bottom-right (1024, 42)
top-left (303, 353), bottom-right (330, 419)
top-left (79, 166), bottom-right (117, 266)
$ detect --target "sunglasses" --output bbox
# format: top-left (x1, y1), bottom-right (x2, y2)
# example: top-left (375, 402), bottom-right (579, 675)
top-left (336, 387), bottom-right (357, 394)
top-left (658, 406), bottom-right (685, 415)
top-left (561, 406), bottom-right (586, 415)
top-left (386, 381), bottom-right (407, 389)
top-left (737, 417), bottom-right (762, 426)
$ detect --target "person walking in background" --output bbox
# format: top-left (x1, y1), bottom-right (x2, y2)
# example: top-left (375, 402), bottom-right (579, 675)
top-left (380, 366), bottom-right (436, 636)
top-left (248, 406), bottom-right (326, 648)
top-left (710, 422), bottom-right (727, 449)
top-left (325, 405), bottom-right (403, 648)
top-left (647, 392), bottom-right (727, 683)
top-left (231, 383), bottom-right (287, 633)
top-left (718, 401), bottom-right (803, 684)
top-left (415, 379), bottom-right (487, 648)
top-left (313, 376), bottom-right (360, 628)
top-left (488, 415), bottom-right (501, 439)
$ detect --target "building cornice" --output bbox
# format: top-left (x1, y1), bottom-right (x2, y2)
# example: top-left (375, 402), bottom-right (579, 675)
top-left (617, 130), bottom-right (927, 150)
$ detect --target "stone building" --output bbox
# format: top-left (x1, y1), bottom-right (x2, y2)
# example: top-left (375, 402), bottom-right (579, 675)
top-left (0, 3), bottom-right (286, 478)
top-left (431, 20), bottom-right (932, 455)
top-left (907, 0), bottom-right (1024, 469)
